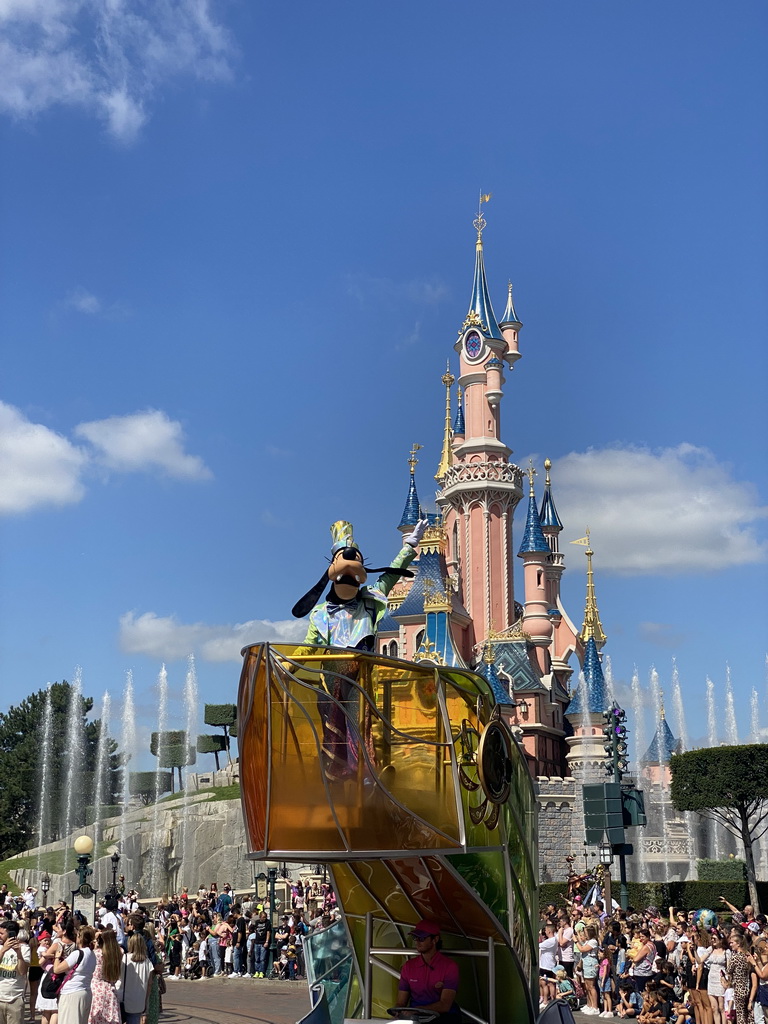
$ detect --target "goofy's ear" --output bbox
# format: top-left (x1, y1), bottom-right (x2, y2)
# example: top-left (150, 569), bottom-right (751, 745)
top-left (365, 566), bottom-right (415, 578)
top-left (292, 571), bottom-right (330, 618)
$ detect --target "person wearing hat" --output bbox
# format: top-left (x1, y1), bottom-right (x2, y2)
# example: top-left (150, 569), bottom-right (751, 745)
top-left (292, 518), bottom-right (426, 780)
top-left (394, 920), bottom-right (459, 1022)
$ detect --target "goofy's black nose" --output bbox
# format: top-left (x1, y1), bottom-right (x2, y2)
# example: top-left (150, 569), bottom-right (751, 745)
top-left (340, 546), bottom-right (363, 562)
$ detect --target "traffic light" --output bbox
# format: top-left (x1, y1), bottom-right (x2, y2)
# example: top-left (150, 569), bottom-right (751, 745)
top-left (602, 708), bottom-right (615, 775)
top-left (603, 702), bottom-right (630, 780)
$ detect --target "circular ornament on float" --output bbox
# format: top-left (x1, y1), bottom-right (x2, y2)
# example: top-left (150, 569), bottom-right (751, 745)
top-left (477, 719), bottom-right (514, 804)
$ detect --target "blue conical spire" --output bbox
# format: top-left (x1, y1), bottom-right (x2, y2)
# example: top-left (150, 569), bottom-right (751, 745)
top-left (642, 714), bottom-right (681, 764)
top-left (398, 469), bottom-right (421, 528)
top-left (565, 637), bottom-right (608, 716)
top-left (539, 459), bottom-right (563, 530)
top-left (500, 281), bottom-right (522, 327)
top-left (517, 469), bottom-right (549, 555)
top-left (461, 207), bottom-right (504, 341)
top-left (452, 386), bottom-right (465, 436)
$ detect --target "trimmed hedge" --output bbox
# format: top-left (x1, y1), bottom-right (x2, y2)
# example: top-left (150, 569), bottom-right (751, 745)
top-left (197, 734), bottom-right (226, 754)
top-left (539, 880), bottom-right (768, 914)
top-left (84, 804), bottom-right (122, 822)
top-left (697, 859), bottom-right (746, 881)
top-left (204, 704), bottom-right (236, 727)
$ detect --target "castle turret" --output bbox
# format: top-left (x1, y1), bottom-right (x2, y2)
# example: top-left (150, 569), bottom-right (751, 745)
top-left (499, 280), bottom-right (522, 365)
top-left (436, 197), bottom-right (524, 652)
top-left (517, 463), bottom-right (553, 666)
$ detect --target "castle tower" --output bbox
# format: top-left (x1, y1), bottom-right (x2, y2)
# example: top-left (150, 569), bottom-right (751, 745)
top-left (517, 463), bottom-right (554, 673)
top-left (436, 198), bottom-right (524, 653)
top-left (539, 459), bottom-right (581, 689)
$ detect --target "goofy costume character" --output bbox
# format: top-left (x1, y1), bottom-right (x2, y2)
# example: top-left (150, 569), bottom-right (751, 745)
top-left (292, 517), bottom-right (428, 779)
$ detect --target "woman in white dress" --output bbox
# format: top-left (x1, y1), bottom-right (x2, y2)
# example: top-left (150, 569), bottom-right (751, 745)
top-left (53, 924), bottom-right (97, 1024)
top-left (706, 934), bottom-right (731, 1024)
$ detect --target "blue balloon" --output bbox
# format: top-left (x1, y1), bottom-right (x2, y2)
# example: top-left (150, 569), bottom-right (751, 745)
top-left (693, 909), bottom-right (717, 929)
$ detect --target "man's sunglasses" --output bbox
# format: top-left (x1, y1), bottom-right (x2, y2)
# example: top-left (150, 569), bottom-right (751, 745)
top-left (411, 932), bottom-right (434, 941)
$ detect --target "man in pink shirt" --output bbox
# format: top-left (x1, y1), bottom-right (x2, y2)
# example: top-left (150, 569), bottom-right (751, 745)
top-left (394, 920), bottom-right (460, 1022)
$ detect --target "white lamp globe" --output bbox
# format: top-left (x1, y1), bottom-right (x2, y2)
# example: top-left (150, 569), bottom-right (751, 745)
top-left (73, 835), bottom-right (94, 856)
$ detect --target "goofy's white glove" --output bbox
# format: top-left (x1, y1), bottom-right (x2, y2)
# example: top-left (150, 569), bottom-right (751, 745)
top-left (404, 517), bottom-right (429, 549)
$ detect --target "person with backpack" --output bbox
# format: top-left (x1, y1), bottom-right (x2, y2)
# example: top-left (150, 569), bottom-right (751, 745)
top-left (52, 924), bottom-right (96, 1024)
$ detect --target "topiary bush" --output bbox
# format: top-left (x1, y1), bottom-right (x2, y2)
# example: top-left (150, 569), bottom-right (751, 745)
top-left (538, 879), bottom-right (768, 916)
top-left (204, 705), bottom-right (236, 728)
top-left (697, 859), bottom-right (746, 881)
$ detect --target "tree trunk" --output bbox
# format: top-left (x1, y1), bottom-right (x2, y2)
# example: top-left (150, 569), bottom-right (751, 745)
top-left (214, 750), bottom-right (220, 772)
top-left (224, 725), bottom-right (232, 765)
top-left (738, 803), bottom-right (761, 913)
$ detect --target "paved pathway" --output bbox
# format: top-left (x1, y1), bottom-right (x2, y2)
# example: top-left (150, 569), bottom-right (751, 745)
top-left (163, 976), bottom-right (599, 1024)
top-left (162, 976), bottom-right (309, 1024)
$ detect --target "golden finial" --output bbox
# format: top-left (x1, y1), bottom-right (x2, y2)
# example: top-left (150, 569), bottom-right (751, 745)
top-left (473, 191), bottom-right (492, 247)
top-left (482, 639), bottom-right (495, 665)
top-left (435, 364), bottom-right (455, 481)
top-left (572, 527), bottom-right (607, 648)
top-left (408, 443), bottom-right (423, 475)
top-left (659, 691), bottom-right (666, 721)
top-left (526, 458), bottom-right (537, 496)
top-left (544, 458), bottom-right (552, 485)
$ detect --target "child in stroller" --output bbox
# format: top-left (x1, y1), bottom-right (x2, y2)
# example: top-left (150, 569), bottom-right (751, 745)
top-left (183, 941), bottom-right (204, 980)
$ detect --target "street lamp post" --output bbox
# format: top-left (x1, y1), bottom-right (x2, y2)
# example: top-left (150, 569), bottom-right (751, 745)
top-left (267, 866), bottom-right (278, 973)
top-left (599, 832), bottom-right (614, 913)
top-left (71, 835), bottom-right (96, 923)
top-left (107, 853), bottom-right (121, 899)
top-left (41, 873), bottom-right (50, 903)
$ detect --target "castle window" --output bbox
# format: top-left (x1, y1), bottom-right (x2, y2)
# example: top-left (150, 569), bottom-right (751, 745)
top-left (389, 640), bottom-right (399, 658)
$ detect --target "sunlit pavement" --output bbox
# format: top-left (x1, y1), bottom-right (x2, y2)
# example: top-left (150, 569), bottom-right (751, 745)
top-left (161, 975), bottom-right (309, 1024)
top-left (163, 977), bottom-right (598, 1024)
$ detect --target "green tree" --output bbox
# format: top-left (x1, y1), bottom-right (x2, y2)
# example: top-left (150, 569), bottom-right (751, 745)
top-left (150, 731), bottom-right (196, 792)
top-left (670, 744), bottom-right (768, 913)
top-left (204, 704), bottom-right (237, 764)
top-left (197, 734), bottom-right (227, 771)
top-left (129, 771), bottom-right (172, 805)
top-left (0, 681), bottom-right (121, 858)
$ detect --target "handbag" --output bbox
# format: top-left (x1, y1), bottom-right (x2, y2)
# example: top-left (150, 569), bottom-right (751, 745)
top-left (40, 950), bottom-right (83, 999)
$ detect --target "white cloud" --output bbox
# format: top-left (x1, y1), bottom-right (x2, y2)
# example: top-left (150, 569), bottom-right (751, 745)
top-left (74, 409), bottom-right (212, 480)
top-left (0, 400), bottom-right (87, 513)
top-left (0, 401), bottom-right (211, 514)
top-left (66, 286), bottom-right (101, 314)
top-left (0, 0), bottom-right (235, 143)
top-left (638, 621), bottom-right (688, 649)
top-left (551, 444), bottom-right (768, 574)
top-left (119, 611), bottom-right (308, 662)
top-left (346, 273), bottom-right (449, 308)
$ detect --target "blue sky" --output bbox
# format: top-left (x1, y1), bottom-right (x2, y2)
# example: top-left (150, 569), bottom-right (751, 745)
top-left (1, 0), bottom-right (766, 768)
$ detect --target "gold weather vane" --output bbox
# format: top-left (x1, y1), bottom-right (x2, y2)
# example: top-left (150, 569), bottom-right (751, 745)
top-left (571, 527), bottom-right (607, 647)
top-left (408, 443), bottom-right (423, 474)
top-left (526, 458), bottom-right (537, 496)
top-left (473, 191), bottom-right (492, 243)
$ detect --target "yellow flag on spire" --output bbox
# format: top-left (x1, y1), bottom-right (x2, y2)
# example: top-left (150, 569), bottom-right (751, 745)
top-left (481, 193), bottom-right (492, 203)
top-left (570, 536), bottom-right (590, 546)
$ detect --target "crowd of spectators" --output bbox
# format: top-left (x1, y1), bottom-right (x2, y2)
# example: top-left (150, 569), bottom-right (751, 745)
top-left (0, 876), bottom-right (339, 1024)
top-left (538, 897), bottom-right (768, 1024)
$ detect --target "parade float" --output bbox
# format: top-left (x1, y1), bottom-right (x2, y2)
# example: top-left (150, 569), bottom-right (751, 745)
top-left (237, 641), bottom-right (538, 1024)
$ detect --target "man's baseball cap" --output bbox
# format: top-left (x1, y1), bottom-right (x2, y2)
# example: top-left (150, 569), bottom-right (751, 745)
top-left (410, 920), bottom-right (440, 938)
